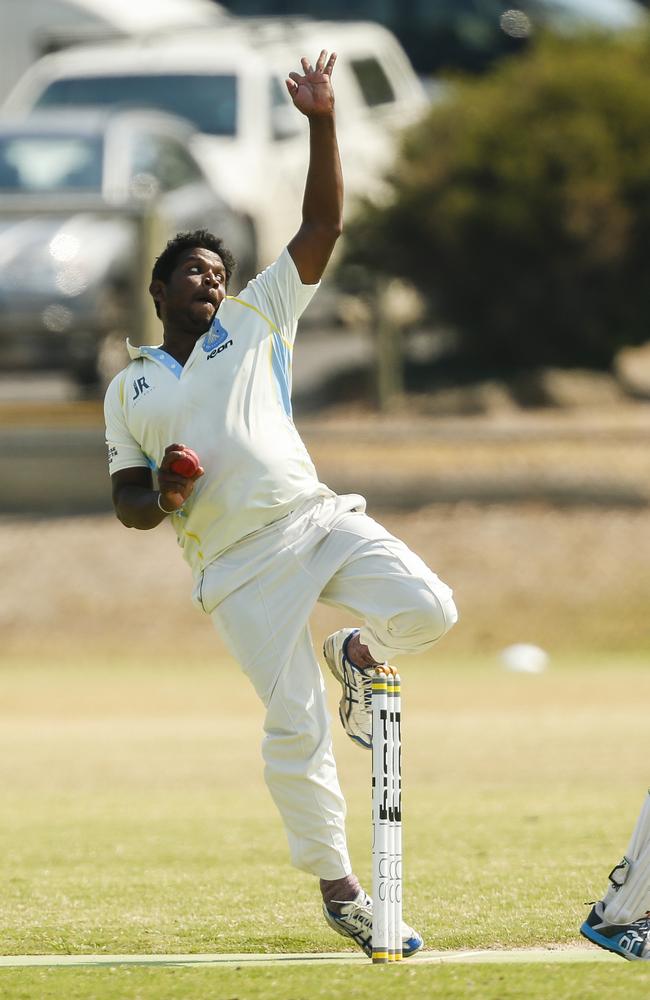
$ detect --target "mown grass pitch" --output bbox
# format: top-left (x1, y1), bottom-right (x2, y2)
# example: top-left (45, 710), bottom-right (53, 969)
top-left (5, 963), bottom-right (650, 1000)
top-left (2, 650), bottom-right (649, 998)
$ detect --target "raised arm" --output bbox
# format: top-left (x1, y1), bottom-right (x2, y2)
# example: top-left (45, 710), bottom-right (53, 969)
top-left (286, 50), bottom-right (343, 284)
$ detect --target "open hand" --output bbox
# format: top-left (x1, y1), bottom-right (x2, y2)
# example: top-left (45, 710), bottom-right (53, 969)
top-left (286, 50), bottom-right (336, 118)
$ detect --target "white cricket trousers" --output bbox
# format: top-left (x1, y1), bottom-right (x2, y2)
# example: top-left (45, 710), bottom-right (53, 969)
top-left (195, 493), bottom-right (457, 880)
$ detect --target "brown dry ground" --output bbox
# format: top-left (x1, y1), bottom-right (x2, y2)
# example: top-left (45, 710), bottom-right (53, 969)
top-left (2, 398), bottom-right (649, 660)
top-left (2, 499), bottom-right (648, 661)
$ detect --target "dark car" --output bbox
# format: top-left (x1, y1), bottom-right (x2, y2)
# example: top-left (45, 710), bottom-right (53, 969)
top-left (0, 108), bottom-right (256, 389)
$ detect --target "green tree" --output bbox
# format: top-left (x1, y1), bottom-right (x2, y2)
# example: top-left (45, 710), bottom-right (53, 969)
top-left (344, 33), bottom-right (650, 369)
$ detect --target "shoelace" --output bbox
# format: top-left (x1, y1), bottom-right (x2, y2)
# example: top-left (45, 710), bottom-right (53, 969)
top-left (344, 656), bottom-right (372, 713)
top-left (341, 895), bottom-right (373, 925)
top-left (341, 896), bottom-right (410, 940)
top-left (349, 668), bottom-right (372, 720)
top-left (334, 895), bottom-right (415, 949)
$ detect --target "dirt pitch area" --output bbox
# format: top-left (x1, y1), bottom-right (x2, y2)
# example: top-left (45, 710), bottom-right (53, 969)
top-left (2, 397), bottom-right (648, 658)
top-left (2, 500), bottom-right (648, 659)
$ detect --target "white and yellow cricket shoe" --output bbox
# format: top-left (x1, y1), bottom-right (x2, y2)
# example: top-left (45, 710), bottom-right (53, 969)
top-left (322, 890), bottom-right (423, 959)
top-left (323, 628), bottom-right (373, 750)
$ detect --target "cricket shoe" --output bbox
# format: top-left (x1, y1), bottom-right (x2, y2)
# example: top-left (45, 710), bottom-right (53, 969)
top-left (580, 901), bottom-right (650, 960)
top-left (323, 890), bottom-right (423, 959)
top-left (323, 628), bottom-right (374, 749)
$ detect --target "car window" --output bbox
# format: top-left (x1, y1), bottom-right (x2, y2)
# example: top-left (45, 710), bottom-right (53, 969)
top-left (349, 57), bottom-right (395, 108)
top-left (131, 133), bottom-right (203, 192)
top-left (36, 74), bottom-right (238, 137)
top-left (0, 134), bottom-right (103, 192)
top-left (270, 76), bottom-right (287, 111)
top-left (270, 75), bottom-right (300, 141)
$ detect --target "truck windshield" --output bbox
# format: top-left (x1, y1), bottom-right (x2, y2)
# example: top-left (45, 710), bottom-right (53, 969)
top-left (36, 74), bottom-right (237, 137)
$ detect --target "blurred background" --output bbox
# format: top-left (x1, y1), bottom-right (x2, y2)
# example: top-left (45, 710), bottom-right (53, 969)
top-left (1, 0), bottom-right (649, 664)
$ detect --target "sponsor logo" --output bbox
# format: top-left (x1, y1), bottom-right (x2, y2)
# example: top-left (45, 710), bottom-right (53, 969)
top-left (621, 929), bottom-right (645, 956)
top-left (108, 444), bottom-right (118, 465)
top-left (202, 318), bottom-right (230, 353)
top-left (207, 339), bottom-right (233, 359)
top-left (132, 375), bottom-right (152, 401)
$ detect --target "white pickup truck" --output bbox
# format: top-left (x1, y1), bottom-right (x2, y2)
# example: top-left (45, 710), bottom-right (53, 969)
top-left (0, 0), bottom-right (228, 105)
top-left (4, 18), bottom-right (428, 266)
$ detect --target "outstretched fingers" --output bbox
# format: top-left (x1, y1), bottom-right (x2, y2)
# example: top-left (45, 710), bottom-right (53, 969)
top-left (324, 51), bottom-right (337, 76)
top-left (306, 51), bottom-right (337, 76)
top-left (286, 50), bottom-right (336, 100)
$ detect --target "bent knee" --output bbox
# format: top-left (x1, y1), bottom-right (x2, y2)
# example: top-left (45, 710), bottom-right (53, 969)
top-left (391, 582), bottom-right (458, 650)
top-left (431, 585), bottom-right (459, 639)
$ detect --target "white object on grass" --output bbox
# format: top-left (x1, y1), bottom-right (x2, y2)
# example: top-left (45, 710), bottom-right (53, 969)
top-left (500, 643), bottom-right (549, 674)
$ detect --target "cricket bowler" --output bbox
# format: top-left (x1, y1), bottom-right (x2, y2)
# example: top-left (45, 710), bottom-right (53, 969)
top-left (104, 49), bottom-right (457, 957)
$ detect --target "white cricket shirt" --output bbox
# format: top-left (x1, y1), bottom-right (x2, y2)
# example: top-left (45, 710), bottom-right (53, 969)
top-left (104, 248), bottom-right (334, 577)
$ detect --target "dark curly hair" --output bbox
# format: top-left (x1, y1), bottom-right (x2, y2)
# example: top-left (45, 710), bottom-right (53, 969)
top-left (150, 229), bottom-right (237, 317)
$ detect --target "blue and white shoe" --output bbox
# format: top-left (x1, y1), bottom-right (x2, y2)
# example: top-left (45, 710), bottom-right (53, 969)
top-left (323, 628), bottom-right (373, 750)
top-left (323, 890), bottom-right (423, 959)
top-left (581, 901), bottom-right (650, 960)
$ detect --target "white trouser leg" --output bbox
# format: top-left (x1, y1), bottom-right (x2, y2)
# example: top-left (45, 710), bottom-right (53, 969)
top-left (199, 495), bottom-right (457, 877)
top-left (316, 510), bottom-right (458, 663)
top-left (262, 626), bottom-right (352, 879)
top-left (204, 500), bottom-right (355, 879)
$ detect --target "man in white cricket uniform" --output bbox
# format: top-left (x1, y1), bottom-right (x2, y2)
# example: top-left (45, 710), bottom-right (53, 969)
top-left (104, 50), bottom-right (457, 958)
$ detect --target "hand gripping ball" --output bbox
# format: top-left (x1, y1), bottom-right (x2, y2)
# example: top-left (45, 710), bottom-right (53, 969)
top-left (170, 448), bottom-right (201, 478)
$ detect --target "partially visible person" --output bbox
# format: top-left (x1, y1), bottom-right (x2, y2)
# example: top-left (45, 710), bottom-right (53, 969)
top-left (582, 792), bottom-right (650, 960)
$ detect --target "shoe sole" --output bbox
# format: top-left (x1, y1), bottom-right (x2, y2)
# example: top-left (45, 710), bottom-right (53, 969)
top-left (323, 906), bottom-right (372, 958)
top-left (580, 920), bottom-right (640, 961)
top-left (339, 706), bottom-right (371, 750)
top-left (323, 636), bottom-right (344, 684)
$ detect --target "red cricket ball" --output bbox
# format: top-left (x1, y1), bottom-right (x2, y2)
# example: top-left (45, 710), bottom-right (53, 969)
top-left (170, 448), bottom-right (201, 478)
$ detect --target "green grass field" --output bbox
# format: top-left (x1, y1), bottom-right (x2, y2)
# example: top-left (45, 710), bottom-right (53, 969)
top-left (3, 650), bottom-right (650, 998)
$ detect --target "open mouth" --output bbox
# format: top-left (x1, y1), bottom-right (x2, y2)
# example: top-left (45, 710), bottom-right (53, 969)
top-left (191, 299), bottom-right (217, 329)
top-left (193, 295), bottom-right (219, 318)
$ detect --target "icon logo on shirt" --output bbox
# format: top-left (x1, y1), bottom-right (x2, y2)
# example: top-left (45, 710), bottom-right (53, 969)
top-left (203, 318), bottom-right (230, 353)
top-left (132, 375), bottom-right (152, 401)
top-left (207, 339), bottom-right (233, 360)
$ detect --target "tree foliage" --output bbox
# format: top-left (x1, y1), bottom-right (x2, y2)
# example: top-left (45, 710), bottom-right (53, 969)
top-left (344, 34), bottom-right (650, 369)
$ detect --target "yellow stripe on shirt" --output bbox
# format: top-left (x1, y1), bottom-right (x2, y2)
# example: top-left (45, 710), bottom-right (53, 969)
top-left (227, 296), bottom-right (293, 352)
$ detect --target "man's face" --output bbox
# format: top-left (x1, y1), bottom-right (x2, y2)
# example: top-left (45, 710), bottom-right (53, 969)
top-left (154, 247), bottom-right (227, 335)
